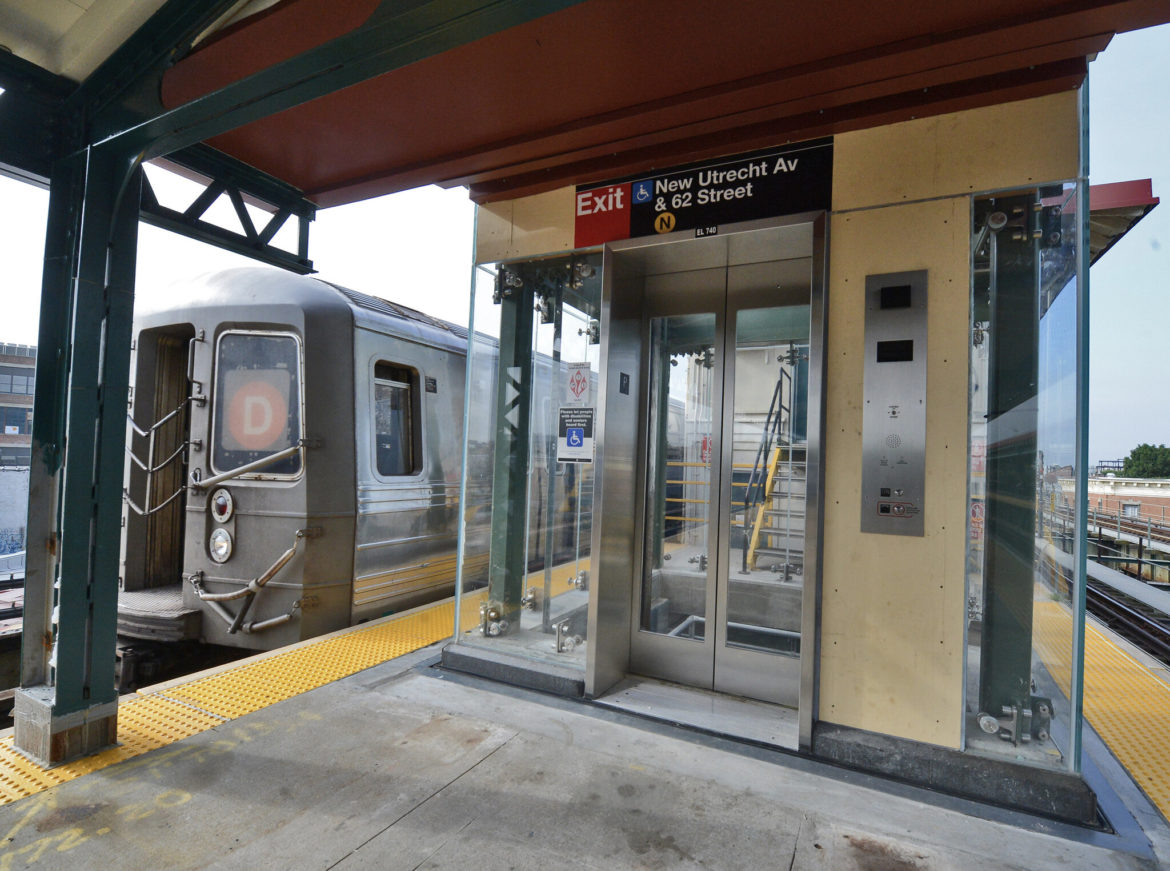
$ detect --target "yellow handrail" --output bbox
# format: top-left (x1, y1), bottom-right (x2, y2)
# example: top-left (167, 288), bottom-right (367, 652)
top-left (747, 446), bottom-right (784, 570)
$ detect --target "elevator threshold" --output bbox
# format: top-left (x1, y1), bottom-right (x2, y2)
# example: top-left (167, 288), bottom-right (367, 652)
top-left (594, 676), bottom-right (798, 749)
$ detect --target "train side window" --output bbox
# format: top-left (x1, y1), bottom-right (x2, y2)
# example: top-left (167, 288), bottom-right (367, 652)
top-left (374, 362), bottom-right (421, 476)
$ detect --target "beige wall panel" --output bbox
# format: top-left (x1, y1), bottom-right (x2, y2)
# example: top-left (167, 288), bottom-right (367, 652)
top-left (475, 200), bottom-right (515, 264)
top-left (833, 92), bottom-right (1079, 212)
top-left (474, 187), bottom-right (576, 263)
top-left (821, 198), bottom-right (969, 748)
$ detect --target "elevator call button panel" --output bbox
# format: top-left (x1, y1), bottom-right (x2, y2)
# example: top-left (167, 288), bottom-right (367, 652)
top-left (860, 270), bottom-right (927, 536)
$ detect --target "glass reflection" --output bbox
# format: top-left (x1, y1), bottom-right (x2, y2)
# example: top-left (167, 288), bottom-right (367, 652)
top-left (723, 308), bottom-right (808, 656)
top-left (641, 313), bottom-right (717, 638)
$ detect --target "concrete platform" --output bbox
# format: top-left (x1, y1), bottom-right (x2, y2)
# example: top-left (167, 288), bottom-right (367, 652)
top-left (0, 645), bottom-right (1166, 870)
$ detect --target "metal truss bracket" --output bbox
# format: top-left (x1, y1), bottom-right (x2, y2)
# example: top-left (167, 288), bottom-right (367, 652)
top-left (140, 144), bottom-right (316, 274)
top-left (1, 47), bottom-right (316, 275)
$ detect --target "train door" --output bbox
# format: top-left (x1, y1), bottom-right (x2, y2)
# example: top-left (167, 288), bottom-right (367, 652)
top-left (123, 327), bottom-right (195, 592)
top-left (620, 220), bottom-right (818, 707)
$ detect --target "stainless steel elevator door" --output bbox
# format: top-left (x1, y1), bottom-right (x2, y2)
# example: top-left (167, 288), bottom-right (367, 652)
top-left (630, 258), bottom-right (811, 706)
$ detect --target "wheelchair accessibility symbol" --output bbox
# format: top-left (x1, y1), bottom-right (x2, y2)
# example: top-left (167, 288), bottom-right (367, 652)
top-left (633, 180), bottom-right (652, 204)
top-left (558, 407), bottom-right (594, 463)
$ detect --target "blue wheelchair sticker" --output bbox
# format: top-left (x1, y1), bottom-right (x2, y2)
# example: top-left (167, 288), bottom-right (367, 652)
top-left (633, 180), bottom-right (653, 204)
top-left (566, 427), bottom-right (584, 447)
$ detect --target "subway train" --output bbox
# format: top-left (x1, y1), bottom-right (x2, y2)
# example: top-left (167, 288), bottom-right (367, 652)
top-left (117, 267), bottom-right (591, 672)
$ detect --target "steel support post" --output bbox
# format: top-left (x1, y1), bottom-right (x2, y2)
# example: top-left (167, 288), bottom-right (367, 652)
top-left (15, 146), bottom-right (142, 765)
top-left (20, 155), bottom-right (84, 690)
top-left (979, 194), bottom-right (1040, 718)
top-left (540, 286), bottom-right (563, 631)
top-left (486, 283), bottom-right (535, 631)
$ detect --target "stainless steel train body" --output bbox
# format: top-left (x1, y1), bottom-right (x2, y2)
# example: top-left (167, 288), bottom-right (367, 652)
top-left (119, 268), bottom-right (485, 650)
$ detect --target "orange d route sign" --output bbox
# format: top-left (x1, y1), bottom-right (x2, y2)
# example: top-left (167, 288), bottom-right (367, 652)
top-left (225, 374), bottom-right (289, 452)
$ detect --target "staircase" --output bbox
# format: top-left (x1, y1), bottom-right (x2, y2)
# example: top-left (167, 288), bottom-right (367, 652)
top-left (745, 445), bottom-right (806, 575)
top-left (735, 361), bottom-right (806, 577)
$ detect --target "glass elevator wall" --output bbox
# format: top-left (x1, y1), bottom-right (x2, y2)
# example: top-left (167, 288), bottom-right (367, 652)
top-left (455, 253), bottom-right (602, 670)
top-left (965, 182), bottom-right (1085, 772)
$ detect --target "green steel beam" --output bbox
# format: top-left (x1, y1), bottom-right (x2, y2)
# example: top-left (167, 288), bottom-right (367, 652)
top-left (978, 193), bottom-right (1040, 719)
top-left (487, 278), bottom-right (535, 629)
top-left (0, 50), bottom-right (70, 183)
top-left (50, 147), bottom-right (142, 712)
top-left (0, 89), bottom-right (55, 183)
top-left (63, 0), bottom-right (238, 122)
top-left (20, 153), bottom-right (85, 688)
top-left (0, 13), bottom-right (317, 273)
top-left (140, 146), bottom-right (316, 273)
top-left (539, 284), bottom-right (563, 631)
top-left (0, 45), bottom-right (73, 98)
top-left (160, 143), bottom-right (316, 222)
top-left (91, 0), bottom-right (586, 160)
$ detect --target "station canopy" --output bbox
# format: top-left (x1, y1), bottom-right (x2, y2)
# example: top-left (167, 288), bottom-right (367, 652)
top-left (2, 0), bottom-right (1168, 212)
top-left (1088, 179), bottom-right (1160, 263)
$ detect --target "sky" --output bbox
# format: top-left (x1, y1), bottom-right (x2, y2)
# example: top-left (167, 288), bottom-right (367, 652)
top-left (1084, 24), bottom-right (1170, 462)
top-left (0, 23), bottom-right (1168, 465)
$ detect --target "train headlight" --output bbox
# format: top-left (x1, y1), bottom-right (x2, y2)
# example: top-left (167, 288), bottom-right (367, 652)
top-left (209, 528), bottom-right (233, 563)
top-left (210, 487), bottom-right (234, 522)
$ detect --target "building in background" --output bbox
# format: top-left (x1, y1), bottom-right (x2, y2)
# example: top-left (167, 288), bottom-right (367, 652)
top-left (0, 344), bottom-right (33, 554)
top-left (1062, 474), bottom-right (1170, 522)
top-left (0, 344), bottom-right (34, 468)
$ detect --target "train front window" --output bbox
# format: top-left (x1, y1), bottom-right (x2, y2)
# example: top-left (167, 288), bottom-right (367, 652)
top-left (374, 362), bottom-right (420, 476)
top-left (212, 332), bottom-right (303, 476)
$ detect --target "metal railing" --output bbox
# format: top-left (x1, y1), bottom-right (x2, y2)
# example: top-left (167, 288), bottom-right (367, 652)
top-left (123, 396), bottom-right (198, 517)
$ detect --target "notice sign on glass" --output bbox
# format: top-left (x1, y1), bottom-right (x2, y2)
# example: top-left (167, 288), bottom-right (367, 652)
top-left (574, 139), bottom-right (832, 247)
top-left (557, 407), bottom-right (594, 463)
top-left (565, 362), bottom-right (592, 405)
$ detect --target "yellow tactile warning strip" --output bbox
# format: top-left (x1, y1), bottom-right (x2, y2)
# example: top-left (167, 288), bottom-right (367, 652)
top-left (2, 565), bottom-right (1162, 819)
top-left (1034, 597), bottom-right (1170, 818)
top-left (0, 590), bottom-right (488, 806)
top-left (162, 600), bottom-right (459, 720)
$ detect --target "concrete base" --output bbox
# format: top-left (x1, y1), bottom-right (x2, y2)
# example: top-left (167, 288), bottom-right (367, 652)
top-left (441, 642), bottom-right (585, 697)
top-left (12, 686), bottom-right (118, 766)
top-left (812, 721), bottom-right (1098, 826)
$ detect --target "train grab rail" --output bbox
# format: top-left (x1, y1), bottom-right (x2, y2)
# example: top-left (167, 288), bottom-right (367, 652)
top-left (187, 526), bottom-right (320, 634)
top-left (123, 395), bottom-right (203, 517)
top-left (189, 440), bottom-right (313, 491)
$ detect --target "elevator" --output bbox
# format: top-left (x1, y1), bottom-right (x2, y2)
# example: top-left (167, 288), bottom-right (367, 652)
top-left (591, 215), bottom-right (826, 714)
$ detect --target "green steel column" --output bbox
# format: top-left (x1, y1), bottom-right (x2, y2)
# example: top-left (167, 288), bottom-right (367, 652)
top-left (540, 286), bottom-right (563, 632)
top-left (16, 145), bottom-right (141, 761)
top-left (487, 281), bottom-right (535, 631)
top-left (21, 153), bottom-right (85, 688)
top-left (979, 195), bottom-right (1039, 718)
